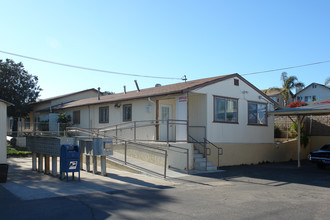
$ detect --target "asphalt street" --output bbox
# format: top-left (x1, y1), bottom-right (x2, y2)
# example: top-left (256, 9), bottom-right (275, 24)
top-left (1, 159), bottom-right (330, 220)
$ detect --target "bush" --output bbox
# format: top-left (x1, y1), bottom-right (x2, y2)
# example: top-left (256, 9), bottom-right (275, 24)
top-left (274, 126), bottom-right (282, 138)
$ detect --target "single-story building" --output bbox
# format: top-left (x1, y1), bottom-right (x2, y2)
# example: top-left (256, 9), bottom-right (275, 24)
top-left (1, 99), bottom-right (12, 164)
top-left (7, 88), bottom-right (100, 135)
top-left (51, 73), bottom-right (287, 167)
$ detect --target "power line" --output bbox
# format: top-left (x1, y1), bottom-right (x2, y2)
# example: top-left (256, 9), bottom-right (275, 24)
top-left (242, 60), bottom-right (330, 76)
top-left (1, 49), bottom-right (329, 79)
top-left (0, 50), bottom-right (182, 80)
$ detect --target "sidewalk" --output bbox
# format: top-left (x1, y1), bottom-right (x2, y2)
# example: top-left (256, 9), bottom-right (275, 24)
top-left (0, 157), bottom-right (177, 201)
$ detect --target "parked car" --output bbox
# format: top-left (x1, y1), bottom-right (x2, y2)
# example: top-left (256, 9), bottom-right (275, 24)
top-left (308, 143), bottom-right (330, 169)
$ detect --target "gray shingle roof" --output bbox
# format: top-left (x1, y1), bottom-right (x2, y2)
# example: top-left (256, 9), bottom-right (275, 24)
top-left (54, 73), bottom-right (274, 110)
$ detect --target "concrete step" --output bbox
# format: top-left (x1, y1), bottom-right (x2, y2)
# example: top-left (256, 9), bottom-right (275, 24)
top-left (194, 154), bottom-right (204, 159)
top-left (194, 155), bottom-right (206, 161)
top-left (194, 162), bottom-right (218, 171)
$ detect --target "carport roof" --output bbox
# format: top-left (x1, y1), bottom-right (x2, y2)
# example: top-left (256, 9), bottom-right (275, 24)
top-left (268, 102), bottom-right (330, 116)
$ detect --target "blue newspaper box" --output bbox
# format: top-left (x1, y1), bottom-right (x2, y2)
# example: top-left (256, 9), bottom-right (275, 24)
top-left (60, 145), bottom-right (80, 181)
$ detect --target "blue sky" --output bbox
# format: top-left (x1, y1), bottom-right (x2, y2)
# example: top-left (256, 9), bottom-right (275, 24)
top-left (1, 0), bottom-right (329, 99)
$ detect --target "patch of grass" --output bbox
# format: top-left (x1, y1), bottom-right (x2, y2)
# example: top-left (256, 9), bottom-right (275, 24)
top-left (7, 144), bottom-right (31, 157)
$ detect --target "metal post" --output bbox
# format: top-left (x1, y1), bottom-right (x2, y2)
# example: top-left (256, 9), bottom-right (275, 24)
top-left (186, 120), bottom-right (189, 142)
top-left (124, 141), bottom-right (127, 165)
top-left (218, 149), bottom-right (220, 168)
top-left (134, 121), bottom-right (136, 142)
top-left (167, 119), bottom-right (169, 144)
top-left (297, 116), bottom-right (301, 168)
top-left (164, 150), bottom-right (167, 178)
top-left (186, 149), bottom-right (189, 174)
top-left (115, 125), bottom-right (118, 144)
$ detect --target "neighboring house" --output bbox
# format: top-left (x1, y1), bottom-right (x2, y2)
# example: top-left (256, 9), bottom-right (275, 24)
top-left (1, 99), bottom-right (12, 164)
top-left (262, 88), bottom-right (294, 108)
top-left (7, 88), bottom-right (100, 134)
top-left (52, 73), bottom-right (278, 166)
top-left (295, 83), bottom-right (330, 104)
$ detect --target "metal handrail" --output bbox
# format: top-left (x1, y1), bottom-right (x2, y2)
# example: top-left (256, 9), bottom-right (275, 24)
top-left (109, 136), bottom-right (168, 178)
top-left (188, 135), bottom-right (210, 171)
top-left (204, 138), bottom-right (223, 168)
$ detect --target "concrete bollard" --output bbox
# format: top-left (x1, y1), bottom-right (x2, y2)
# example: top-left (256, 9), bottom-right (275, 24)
top-left (32, 153), bottom-right (37, 171)
top-left (86, 155), bottom-right (91, 172)
top-left (38, 154), bottom-right (44, 172)
top-left (101, 155), bottom-right (106, 176)
top-left (93, 155), bottom-right (97, 174)
top-left (52, 156), bottom-right (57, 176)
top-left (44, 155), bottom-right (50, 175)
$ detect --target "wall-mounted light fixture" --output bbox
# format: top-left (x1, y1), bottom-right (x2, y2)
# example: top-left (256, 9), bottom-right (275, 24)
top-left (114, 103), bottom-right (121, 108)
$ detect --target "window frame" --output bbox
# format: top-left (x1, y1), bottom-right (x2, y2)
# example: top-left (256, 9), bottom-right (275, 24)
top-left (123, 104), bottom-right (132, 122)
top-left (247, 101), bottom-right (268, 126)
top-left (213, 95), bottom-right (239, 124)
top-left (99, 106), bottom-right (109, 123)
top-left (73, 110), bottom-right (80, 125)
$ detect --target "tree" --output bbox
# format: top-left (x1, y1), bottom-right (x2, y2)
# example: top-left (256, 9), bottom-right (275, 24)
top-left (56, 113), bottom-right (72, 133)
top-left (0, 59), bottom-right (42, 136)
top-left (280, 72), bottom-right (304, 106)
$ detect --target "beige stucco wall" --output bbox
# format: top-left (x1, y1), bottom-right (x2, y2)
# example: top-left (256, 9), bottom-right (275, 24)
top-left (310, 136), bottom-right (330, 151)
top-left (207, 139), bottom-right (312, 167)
top-left (0, 101), bottom-right (8, 163)
top-left (194, 76), bottom-right (274, 144)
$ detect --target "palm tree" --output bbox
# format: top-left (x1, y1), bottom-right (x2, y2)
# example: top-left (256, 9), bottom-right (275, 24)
top-left (325, 77), bottom-right (330, 86)
top-left (281, 72), bottom-right (304, 106)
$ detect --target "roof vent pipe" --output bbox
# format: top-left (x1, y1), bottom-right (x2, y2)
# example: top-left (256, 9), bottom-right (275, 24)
top-left (134, 80), bottom-right (140, 92)
top-left (124, 86), bottom-right (127, 94)
top-left (98, 87), bottom-right (100, 100)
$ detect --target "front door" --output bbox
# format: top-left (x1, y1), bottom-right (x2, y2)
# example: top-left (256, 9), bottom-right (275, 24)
top-left (159, 104), bottom-right (173, 141)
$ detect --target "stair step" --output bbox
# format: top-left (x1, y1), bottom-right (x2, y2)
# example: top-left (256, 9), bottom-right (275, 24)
top-left (194, 150), bottom-right (199, 154)
top-left (194, 154), bottom-right (203, 159)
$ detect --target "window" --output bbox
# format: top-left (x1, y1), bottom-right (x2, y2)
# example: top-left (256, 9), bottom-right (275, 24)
top-left (73, 111), bottom-right (80, 124)
top-left (24, 118), bottom-right (30, 129)
top-left (123, 104), bottom-right (132, 121)
top-left (248, 102), bottom-right (267, 125)
top-left (214, 96), bottom-right (238, 123)
top-left (312, 84), bottom-right (317, 89)
top-left (305, 96), bottom-right (311, 102)
top-left (234, 79), bottom-right (239, 86)
top-left (312, 96), bottom-right (317, 101)
top-left (99, 106), bottom-right (109, 123)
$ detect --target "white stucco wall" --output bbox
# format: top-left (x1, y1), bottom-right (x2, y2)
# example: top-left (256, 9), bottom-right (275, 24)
top-left (194, 77), bottom-right (274, 144)
top-left (70, 98), bottom-right (157, 140)
top-left (0, 101), bottom-right (8, 163)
